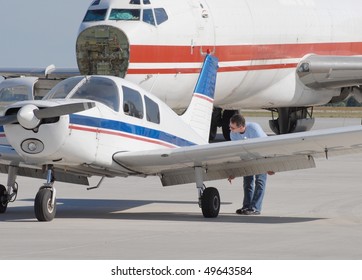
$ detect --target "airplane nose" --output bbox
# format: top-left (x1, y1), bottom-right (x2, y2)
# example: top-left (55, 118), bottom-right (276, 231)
top-left (76, 25), bottom-right (130, 78)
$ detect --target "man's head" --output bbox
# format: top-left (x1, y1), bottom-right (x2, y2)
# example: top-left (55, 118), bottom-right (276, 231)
top-left (229, 114), bottom-right (246, 133)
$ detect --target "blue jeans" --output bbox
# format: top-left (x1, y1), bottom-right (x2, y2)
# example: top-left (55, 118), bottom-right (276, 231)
top-left (242, 174), bottom-right (267, 212)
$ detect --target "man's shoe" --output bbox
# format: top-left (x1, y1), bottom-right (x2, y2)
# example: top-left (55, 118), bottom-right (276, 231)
top-left (235, 208), bottom-right (248, 215)
top-left (245, 209), bottom-right (261, 215)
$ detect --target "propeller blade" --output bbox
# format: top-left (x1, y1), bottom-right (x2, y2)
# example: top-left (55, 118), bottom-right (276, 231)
top-left (34, 102), bottom-right (96, 119)
top-left (0, 114), bottom-right (18, 126)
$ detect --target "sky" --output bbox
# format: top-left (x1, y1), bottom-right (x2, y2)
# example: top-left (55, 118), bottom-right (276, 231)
top-left (0, 0), bottom-right (92, 68)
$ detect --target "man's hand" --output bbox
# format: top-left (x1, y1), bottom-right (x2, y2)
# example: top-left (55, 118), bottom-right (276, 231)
top-left (228, 175), bottom-right (235, 184)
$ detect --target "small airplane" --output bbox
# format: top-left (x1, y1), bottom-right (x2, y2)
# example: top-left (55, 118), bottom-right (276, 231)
top-left (2, 0), bottom-right (362, 140)
top-left (0, 54), bottom-right (362, 222)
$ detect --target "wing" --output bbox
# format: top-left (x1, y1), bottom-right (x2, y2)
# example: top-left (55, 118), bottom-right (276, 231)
top-left (113, 126), bottom-right (362, 186)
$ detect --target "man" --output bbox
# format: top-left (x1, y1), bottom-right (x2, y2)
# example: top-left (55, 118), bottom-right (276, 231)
top-left (228, 114), bottom-right (274, 215)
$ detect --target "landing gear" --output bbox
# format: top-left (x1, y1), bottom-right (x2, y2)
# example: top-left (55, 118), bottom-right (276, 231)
top-left (0, 166), bottom-right (19, 214)
top-left (269, 107), bottom-right (315, 134)
top-left (195, 167), bottom-right (220, 218)
top-left (34, 165), bottom-right (56, 222)
top-left (209, 108), bottom-right (238, 141)
top-left (34, 188), bottom-right (56, 221)
top-left (201, 187), bottom-right (220, 218)
top-left (0, 184), bottom-right (8, 213)
top-left (0, 164), bottom-right (57, 221)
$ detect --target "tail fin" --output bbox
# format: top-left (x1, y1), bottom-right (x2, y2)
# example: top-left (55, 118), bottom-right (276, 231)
top-left (181, 54), bottom-right (218, 143)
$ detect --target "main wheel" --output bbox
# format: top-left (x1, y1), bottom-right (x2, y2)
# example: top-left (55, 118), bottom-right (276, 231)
top-left (201, 187), bottom-right (220, 218)
top-left (34, 188), bottom-right (56, 221)
top-left (0, 184), bottom-right (8, 214)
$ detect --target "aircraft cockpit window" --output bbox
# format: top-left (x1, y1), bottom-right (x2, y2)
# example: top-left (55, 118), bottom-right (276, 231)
top-left (91, 0), bottom-right (101, 6)
top-left (143, 0), bottom-right (151, 4)
top-left (70, 77), bottom-right (120, 111)
top-left (129, 0), bottom-right (140, 4)
top-left (154, 8), bottom-right (168, 25)
top-left (0, 86), bottom-right (29, 102)
top-left (143, 9), bottom-right (155, 25)
top-left (122, 86), bottom-right (144, 119)
top-left (109, 9), bottom-right (140, 20)
top-left (144, 95), bottom-right (160, 124)
top-left (44, 76), bottom-right (84, 100)
top-left (83, 9), bottom-right (107, 22)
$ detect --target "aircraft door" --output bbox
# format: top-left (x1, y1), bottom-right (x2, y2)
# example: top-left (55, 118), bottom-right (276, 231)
top-left (191, 0), bottom-right (215, 55)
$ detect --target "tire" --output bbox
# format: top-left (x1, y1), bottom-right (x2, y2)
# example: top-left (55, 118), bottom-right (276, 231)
top-left (201, 187), bottom-right (220, 218)
top-left (34, 188), bottom-right (56, 221)
top-left (0, 184), bottom-right (8, 214)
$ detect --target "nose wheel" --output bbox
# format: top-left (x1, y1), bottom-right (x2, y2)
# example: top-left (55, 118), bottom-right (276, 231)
top-left (34, 165), bottom-right (57, 222)
top-left (34, 188), bottom-right (56, 221)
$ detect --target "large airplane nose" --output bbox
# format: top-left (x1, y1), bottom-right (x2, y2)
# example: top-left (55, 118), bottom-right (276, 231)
top-left (76, 25), bottom-right (130, 78)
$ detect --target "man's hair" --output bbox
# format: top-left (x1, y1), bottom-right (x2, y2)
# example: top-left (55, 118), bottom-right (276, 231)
top-left (230, 113), bottom-right (245, 127)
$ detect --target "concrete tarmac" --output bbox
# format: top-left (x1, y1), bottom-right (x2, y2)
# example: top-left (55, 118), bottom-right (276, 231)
top-left (1, 117), bottom-right (362, 260)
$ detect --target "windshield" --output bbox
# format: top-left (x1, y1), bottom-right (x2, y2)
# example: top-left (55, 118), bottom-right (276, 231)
top-left (0, 85), bottom-right (29, 103)
top-left (70, 77), bottom-right (120, 111)
top-left (109, 9), bottom-right (140, 20)
top-left (45, 76), bottom-right (120, 111)
top-left (83, 9), bottom-right (107, 22)
top-left (44, 77), bottom-right (84, 100)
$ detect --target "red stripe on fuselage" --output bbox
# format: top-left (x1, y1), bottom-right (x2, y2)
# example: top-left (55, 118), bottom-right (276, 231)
top-left (69, 124), bottom-right (177, 148)
top-left (127, 42), bottom-right (362, 74)
top-left (130, 42), bottom-right (362, 63)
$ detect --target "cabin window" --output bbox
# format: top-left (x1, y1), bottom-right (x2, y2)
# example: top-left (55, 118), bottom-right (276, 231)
top-left (143, 9), bottom-right (155, 25)
top-left (83, 9), bottom-right (107, 22)
top-left (144, 95), bottom-right (160, 124)
top-left (70, 77), bottom-right (120, 111)
top-left (154, 8), bottom-right (168, 25)
top-left (109, 9), bottom-right (140, 20)
top-left (122, 86), bottom-right (144, 119)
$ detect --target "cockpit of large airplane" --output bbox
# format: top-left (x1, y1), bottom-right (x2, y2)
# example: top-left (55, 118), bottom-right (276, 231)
top-left (76, 0), bottom-right (169, 78)
top-left (82, 0), bottom-right (168, 26)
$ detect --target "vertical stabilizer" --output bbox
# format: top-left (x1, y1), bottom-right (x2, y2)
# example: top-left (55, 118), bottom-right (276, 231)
top-left (181, 55), bottom-right (218, 143)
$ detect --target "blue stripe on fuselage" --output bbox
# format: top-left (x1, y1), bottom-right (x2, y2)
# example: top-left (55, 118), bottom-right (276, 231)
top-left (69, 115), bottom-right (197, 147)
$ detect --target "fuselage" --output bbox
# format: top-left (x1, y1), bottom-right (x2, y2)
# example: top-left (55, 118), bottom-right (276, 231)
top-left (1, 75), bottom-right (207, 172)
top-left (76, 0), bottom-right (362, 110)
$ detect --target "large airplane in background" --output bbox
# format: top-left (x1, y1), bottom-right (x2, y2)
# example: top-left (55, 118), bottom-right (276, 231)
top-left (1, 54), bottom-right (362, 222)
top-left (2, 0), bottom-right (362, 139)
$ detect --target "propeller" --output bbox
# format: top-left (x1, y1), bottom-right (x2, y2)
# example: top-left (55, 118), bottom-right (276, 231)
top-left (0, 102), bottom-right (95, 129)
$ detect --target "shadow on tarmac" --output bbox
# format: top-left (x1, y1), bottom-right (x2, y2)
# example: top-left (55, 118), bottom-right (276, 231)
top-left (0, 198), bottom-right (324, 224)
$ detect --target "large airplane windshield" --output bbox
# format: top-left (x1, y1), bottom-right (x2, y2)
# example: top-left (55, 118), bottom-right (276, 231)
top-left (109, 9), bottom-right (141, 20)
top-left (83, 9), bottom-right (107, 22)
